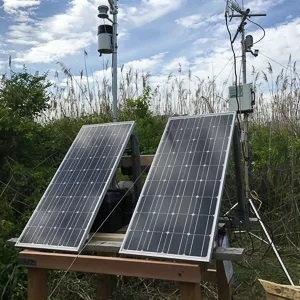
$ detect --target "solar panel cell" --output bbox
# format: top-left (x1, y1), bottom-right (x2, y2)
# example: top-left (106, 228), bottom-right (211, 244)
top-left (120, 113), bottom-right (235, 262)
top-left (16, 122), bottom-right (135, 252)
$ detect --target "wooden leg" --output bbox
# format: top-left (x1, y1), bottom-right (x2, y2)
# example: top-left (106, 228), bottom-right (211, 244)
top-left (95, 274), bottom-right (113, 300)
top-left (28, 268), bottom-right (48, 300)
top-left (180, 282), bottom-right (202, 300)
top-left (216, 261), bottom-right (234, 300)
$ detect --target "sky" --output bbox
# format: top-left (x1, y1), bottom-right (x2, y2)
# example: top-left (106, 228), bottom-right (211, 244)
top-left (0, 0), bottom-right (300, 96)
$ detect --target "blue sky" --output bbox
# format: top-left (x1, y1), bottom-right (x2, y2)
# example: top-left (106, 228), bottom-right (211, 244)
top-left (0, 0), bottom-right (300, 92)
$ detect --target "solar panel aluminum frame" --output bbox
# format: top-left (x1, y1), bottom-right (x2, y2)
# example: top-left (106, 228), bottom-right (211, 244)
top-left (16, 121), bottom-right (135, 253)
top-left (119, 112), bottom-right (236, 262)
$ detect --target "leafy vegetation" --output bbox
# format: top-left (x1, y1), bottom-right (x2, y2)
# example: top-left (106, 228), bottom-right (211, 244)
top-left (0, 60), bottom-right (299, 299)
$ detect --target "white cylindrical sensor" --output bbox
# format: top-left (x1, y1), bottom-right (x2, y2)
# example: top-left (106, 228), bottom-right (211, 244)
top-left (98, 24), bottom-right (113, 54)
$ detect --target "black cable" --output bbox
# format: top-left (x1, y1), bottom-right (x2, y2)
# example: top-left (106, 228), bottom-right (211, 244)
top-left (225, 13), bottom-right (247, 161)
top-left (223, 205), bottom-right (276, 260)
top-left (247, 18), bottom-right (266, 45)
top-left (259, 52), bottom-right (300, 78)
top-left (225, 14), bottom-right (241, 113)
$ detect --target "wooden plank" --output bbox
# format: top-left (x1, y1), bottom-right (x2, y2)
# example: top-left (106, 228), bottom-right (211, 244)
top-left (216, 260), bottom-right (234, 300)
top-left (85, 240), bottom-right (244, 261)
top-left (91, 233), bottom-right (125, 242)
top-left (213, 247), bottom-right (244, 261)
top-left (95, 274), bottom-right (113, 300)
top-left (201, 268), bottom-right (217, 284)
top-left (86, 241), bottom-right (121, 253)
top-left (28, 268), bottom-right (48, 300)
top-left (179, 282), bottom-right (202, 300)
top-left (95, 252), bottom-right (115, 300)
top-left (6, 238), bottom-right (17, 246)
top-left (259, 279), bottom-right (300, 300)
top-left (266, 295), bottom-right (289, 300)
top-left (11, 237), bottom-right (244, 261)
top-left (19, 250), bottom-right (202, 283)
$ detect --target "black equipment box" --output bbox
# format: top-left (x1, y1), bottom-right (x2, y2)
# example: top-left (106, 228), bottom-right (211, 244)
top-left (91, 188), bottom-right (134, 233)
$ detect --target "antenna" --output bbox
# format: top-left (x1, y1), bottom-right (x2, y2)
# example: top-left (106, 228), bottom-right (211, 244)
top-left (230, 1), bottom-right (243, 14)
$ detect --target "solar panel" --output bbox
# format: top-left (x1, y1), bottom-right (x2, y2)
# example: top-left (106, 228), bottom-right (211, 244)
top-left (16, 121), bottom-right (135, 252)
top-left (120, 113), bottom-right (235, 262)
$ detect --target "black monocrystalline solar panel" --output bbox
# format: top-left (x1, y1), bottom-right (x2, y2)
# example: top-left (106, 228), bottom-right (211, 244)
top-left (16, 122), bottom-right (135, 252)
top-left (120, 113), bottom-right (236, 262)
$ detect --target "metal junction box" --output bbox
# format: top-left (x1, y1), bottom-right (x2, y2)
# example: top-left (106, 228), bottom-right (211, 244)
top-left (228, 83), bottom-right (254, 113)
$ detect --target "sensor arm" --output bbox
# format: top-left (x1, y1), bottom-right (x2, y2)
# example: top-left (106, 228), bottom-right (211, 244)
top-left (108, 0), bottom-right (118, 13)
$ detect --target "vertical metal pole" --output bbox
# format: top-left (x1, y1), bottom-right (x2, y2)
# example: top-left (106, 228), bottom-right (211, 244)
top-left (241, 21), bottom-right (247, 85)
top-left (241, 21), bottom-right (250, 202)
top-left (110, 1), bottom-right (118, 188)
top-left (112, 3), bottom-right (118, 122)
top-left (233, 125), bottom-right (249, 229)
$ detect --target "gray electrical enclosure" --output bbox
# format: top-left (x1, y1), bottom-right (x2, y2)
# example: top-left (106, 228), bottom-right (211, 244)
top-left (228, 83), bottom-right (254, 113)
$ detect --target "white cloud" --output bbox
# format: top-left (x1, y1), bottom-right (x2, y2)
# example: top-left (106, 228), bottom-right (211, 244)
top-left (8, 0), bottom-right (98, 63)
top-left (14, 34), bottom-right (94, 63)
top-left (6, 39), bottom-right (39, 46)
top-left (6, 0), bottom-right (135, 64)
top-left (123, 0), bottom-right (185, 26)
top-left (122, 52), bottom-right (167, 72)
top-left (175, 14), bottom-right (203, 29)
top-left (250, 17), bottom-right (300, 78)
top-left (3, 0), bottom-right (40, 14)
top-left (176, 13), bottom-right (223, 29)
top-left (244, 0), bottom-right (284, 12)
top-left (162, 56), bottom-right (190, 73)
top-left (88, 53), bottom-right (167, 88)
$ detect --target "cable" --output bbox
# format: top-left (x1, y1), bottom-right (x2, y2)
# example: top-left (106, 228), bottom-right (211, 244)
top-left (214, 55), bottom-right (235, 82)
top-left (230, 200), bottom-right (276, 258)
top-left (225, 13), bottom-right (247, 161)
top-left (259, 52), bottom-right (300, 78)
top-left (225, 14), bottom-right (240, 113)
top-left (247, 18), bottom-right (266, 45)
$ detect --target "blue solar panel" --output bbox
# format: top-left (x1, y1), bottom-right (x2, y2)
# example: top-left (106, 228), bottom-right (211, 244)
top-left (120, 113), bottom-right (235, 262)
top-left (16, 122), bottom-right (135, 252)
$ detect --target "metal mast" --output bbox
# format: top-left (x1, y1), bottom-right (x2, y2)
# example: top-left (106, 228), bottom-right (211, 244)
top-left (109, 0), bottom-right (118, 122)
top-left (228, 1), bottom-right (265, 210)
top-left (227, 1), bottom-right (294, 285)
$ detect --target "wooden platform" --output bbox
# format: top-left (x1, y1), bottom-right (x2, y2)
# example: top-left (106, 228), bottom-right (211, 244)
top-left (259, 279), bottom-right (300, 300)
top-left (14, 233), bottom-right (245, 300)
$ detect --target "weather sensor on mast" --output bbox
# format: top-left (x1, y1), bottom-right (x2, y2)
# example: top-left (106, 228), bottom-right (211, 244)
top-left (226, 0), bottom-right (263, 113)
top-left (97, 0), bottom-right (118, 122)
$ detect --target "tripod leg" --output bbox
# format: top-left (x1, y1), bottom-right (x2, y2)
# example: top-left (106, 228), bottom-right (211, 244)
top-left (249, 199), bottom-right (294, 285)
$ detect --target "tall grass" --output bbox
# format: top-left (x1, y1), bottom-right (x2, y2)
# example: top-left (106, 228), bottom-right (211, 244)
top-left (46, 61), bottom-right (231, 120)
top-left (45, 57), bottom-right (299, 127)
